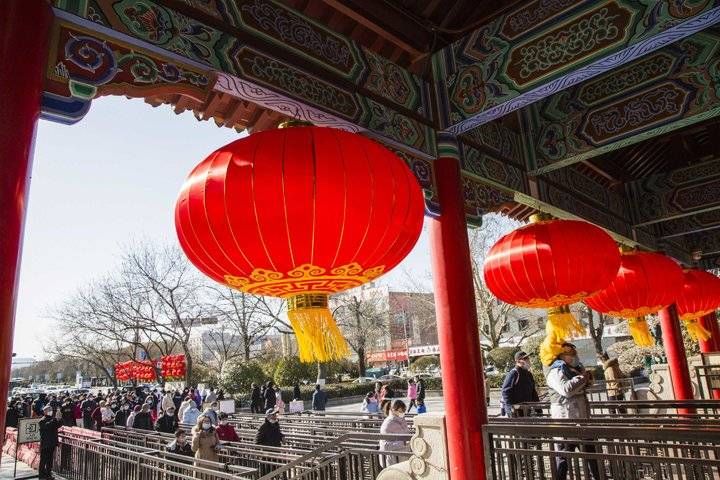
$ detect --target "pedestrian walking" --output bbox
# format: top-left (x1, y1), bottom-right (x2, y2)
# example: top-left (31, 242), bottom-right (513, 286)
top-left (155, 406), bottom-right (178, 434)
top-left (263, 381), bottom-right (276, 412)
top-left (311, 384), bottom-right (327, 411)
top-left (250, 383), bottom-right (262, 413)
top-left (191, 415), bottom-right (220, 462)
top-left (362, 392), bottom-right (379, 413)
top-left (406, 379), bottom-right (418, 412)
top-left (599, 351), bottom-right (627, 413)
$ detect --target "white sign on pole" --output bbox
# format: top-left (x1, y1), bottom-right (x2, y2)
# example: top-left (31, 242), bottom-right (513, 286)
top-left (219, 399), bottom-right (235, 414)
top-left (17, 418), bottom-right (42, 444)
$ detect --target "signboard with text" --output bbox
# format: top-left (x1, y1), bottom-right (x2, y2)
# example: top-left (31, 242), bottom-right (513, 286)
top-left (409, 345), bottom-right (440, 357)
top-left (17, 418), bottom-right (42, 444)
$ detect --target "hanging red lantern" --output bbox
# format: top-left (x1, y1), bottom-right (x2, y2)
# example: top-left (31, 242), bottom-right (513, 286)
top-left (483, 215), bottom-right (621, 365)
top-left (675, 269), bottom-right (720, 342)
top-left (175, 125), bottom-right (424, 362)
top-left (585, 250), bottom-right (683, 347)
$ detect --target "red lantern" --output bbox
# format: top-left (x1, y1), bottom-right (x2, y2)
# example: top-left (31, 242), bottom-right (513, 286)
top-left (483, 215), bottom-right (621, 365)
top-left (585, 251), bottom-right (683, 347)
top-left (675, 269), bottom-right (720, 341)
top-left (175, 126), bottom-right (424, 362)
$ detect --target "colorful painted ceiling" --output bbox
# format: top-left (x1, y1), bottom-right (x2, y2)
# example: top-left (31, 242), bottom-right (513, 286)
top-left (44, 0), bottom-right (720, 268)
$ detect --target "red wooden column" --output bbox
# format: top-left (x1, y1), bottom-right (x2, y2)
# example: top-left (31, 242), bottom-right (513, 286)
top-left (658, 305), bottom-right (694, 403)
top-left (698, 313), bottom-right (720, 399)
top-left (0, 0), bottom-right (52, 434)
top-left (429, 134), bottom-right (487, 480)
top-left (699, 313), bottom-right (717, 353)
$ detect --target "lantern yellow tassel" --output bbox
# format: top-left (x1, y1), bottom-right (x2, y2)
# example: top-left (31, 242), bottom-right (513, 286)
top-left (287, 294), bottom-right (350, 363)
top-left (683, 318), bottom-right (712, 342)
top-left (540, 306), bottom-right (585, 366)
top-left (627, 317), bottom-right (654, 347)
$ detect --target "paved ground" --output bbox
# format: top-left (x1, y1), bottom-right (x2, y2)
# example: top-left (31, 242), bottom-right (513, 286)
top-left (326, 396), bottom-right (503, 416)
top-left (0, 454), bottom-right (37, 479)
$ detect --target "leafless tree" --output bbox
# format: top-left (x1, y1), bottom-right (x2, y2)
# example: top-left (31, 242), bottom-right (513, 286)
top-left (333, 286), bottom-right (388, 376)
top-left (582, 305), bottom-right (606, 356)
top-left (199, 288), bottom-right (285, 369)
top-left (48, 242), bottom-right (207, 384)
top-left (45, 331), bottom-right (129, 387)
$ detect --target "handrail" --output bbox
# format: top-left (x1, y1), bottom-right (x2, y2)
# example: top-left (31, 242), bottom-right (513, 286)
top-left (255, 431), bottom-right (412, 480)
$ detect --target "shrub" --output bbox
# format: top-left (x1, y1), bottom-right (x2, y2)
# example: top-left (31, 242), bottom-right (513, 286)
top-left (273, 356), bottom-right (317, 386)
top-left (219, 360), bottom-right (265, 394)
top-left (487, 347), bottom-right (519, 370)
top-left (608, 340), bottom-right (664, 376)
top-left (410, 356), bottom-right (440, 372)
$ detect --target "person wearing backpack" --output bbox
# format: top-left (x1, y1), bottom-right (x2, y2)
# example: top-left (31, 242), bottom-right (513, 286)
top-left (500, 351), bottom-right (540, 417)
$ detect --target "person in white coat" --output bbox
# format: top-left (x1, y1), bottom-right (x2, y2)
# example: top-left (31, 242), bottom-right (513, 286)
top-left (161, 390), bottom-right (175, 416)
top-left (379, 399), bottom-right (410, 467)
top-left (546, 342), bottom-right (599, 480)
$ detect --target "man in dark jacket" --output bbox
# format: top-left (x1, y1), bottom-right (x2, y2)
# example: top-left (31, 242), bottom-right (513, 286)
top-left (33, 394), bottom-right (47, 418)
top-left (250, 383), bottom-right (261, 413)
top-left (59, 399), bottom-right (75, 427)
top-left (155, 407), bottom-right (178, 433)
top-left (263, 381), bottom-right (276, 412)
top-left (5, 402), bottom-right (19, 428)
top-left (167, 429), bottom-right (193, 456)
top-left (501, 351), bottom-right (540, 417)
top-left (414, 376), bottom-right (426, 404)
top-left (133, 404), bottom-right (153, 430)
top-left (39, 405), bottom-right (62, 479)
top-left (80, 395), bottom-right (97, 429)
top-left (311, 385), bottom-right (327, 411)
top-left (255, 409), bottom-right (283, 447)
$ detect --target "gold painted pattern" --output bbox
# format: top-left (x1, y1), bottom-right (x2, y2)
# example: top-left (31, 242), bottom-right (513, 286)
top-left (224, 262), bottom-right (385, 297)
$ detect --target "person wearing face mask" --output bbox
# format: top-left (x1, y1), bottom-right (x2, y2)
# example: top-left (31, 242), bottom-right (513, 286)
top-left (500, 351), bottom-right (540, 417)
top-left (378, 399), bottom-right (410, 467)
top-left (201, 401), bottom-right (220, 425)
top-left (167, 429), bottom-right (193, 457)
top-left (155, 407), bottom-right (178, 434)
top-left (255, 409), bottom-right (283, 447)
top-left (546, 342), bottom-right (599, 480)
top-left (215, 412), bottom-right (239, 442)
top-left (133, 404), bottom-right (154, 430)
top-left (114, 402), bottom-right (130, 427)
top-left (38, 405), bottom-right (62, 479)
top-left (191, 415), bottom-right (220, 462)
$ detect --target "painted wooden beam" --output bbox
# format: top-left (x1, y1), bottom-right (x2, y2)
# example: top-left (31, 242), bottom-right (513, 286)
top-left (435, 0), bottom-right (720, 135)
top-left (656, 211), bottom-right (720, 239)
top-left (523, 27), bottom-right (720, 175)
top-left (627, 158), bottom-right (720, 226)
top-left (47, 0), bottom-right (436, 155)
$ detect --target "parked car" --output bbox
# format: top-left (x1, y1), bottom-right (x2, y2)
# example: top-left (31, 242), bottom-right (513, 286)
top-left (378, 374), bottom-right (403, 383)
top-left (352, 377), bottom-right (377, 384)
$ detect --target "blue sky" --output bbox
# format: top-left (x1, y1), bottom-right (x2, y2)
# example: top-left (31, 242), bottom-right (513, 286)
top-left (13, 96), bottom-right (431, 358)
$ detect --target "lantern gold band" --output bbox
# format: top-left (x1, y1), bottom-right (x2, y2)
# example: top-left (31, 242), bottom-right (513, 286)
top-left (548, 305), bottom-right (571, 316)
top-left (278, 120), bottom-right (313, 129)
top-left (529, 212), bottom-right (552, 223)
top-left (288, 293), bottom-right (329, 310)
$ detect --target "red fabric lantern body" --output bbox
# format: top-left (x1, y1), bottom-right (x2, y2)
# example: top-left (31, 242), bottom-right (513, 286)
top-left (585, 251), bottom-right (683, 346)
top-left (175, 126), bottom-right (424, 362)
top-left (483, 217), bottom-right (621, 364)
top-left (675, 269), bottom-right (720, 341)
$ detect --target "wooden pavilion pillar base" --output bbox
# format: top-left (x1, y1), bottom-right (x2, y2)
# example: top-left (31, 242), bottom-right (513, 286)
top-left (0, 0), bottom-right (53, 434)
top-left (428, 135), bottom-right (487, 480)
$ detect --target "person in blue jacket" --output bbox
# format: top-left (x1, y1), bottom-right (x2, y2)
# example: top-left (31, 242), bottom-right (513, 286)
top-left (500, 351), bottom-right (540, 417)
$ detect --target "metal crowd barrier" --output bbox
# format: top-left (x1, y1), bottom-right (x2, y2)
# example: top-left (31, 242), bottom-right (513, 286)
top-left (512, 399), bottom-right (720, 419)
top-left (483, 422), bottom-right (720, 480)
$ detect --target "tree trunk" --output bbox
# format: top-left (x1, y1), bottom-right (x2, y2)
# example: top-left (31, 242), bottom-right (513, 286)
top-left (358, 347), bottom-right (366, 377)
top-left (316, 362), bottom-right (326, 386)
top-left (185, 351), bottom-right (193, 387)
top-left (244, 340), bottom-right (251, 362)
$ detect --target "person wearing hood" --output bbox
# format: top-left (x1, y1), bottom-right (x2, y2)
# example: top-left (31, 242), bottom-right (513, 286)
top-left (255, 409), bottom-right (283, 447)
top-left (162, 390), bottom-right (175, 416)
top-left (182, 400), bottom-right (201, 425)
top-left (155, 406), bottom-right (178, 434)
top-left (191, 415), bottom-right (220, 462)
top-left (501, 351), bottom-right (540, 417)
top-left (546, 342), bottom-right (599, 480)
top-left (178, 396), bottom-right (194, 420)
top-left (167, 429), bottom-right (193, 457)
top-left (599, 351), bottom-right (626, 413)
top-left (202, 401), bottom-right (220, 425)
top-left (126, 405), bottom-right (140, 429)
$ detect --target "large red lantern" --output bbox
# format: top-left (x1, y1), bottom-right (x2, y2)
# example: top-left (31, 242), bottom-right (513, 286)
top-left (675, 269), bottom-right (720, 341)
top-left (585, 250), bottom-right (683, 347)
top-left (483, 215), bottom-right (621, 365)
top-left (175, 125), bottom-right (424, 362)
